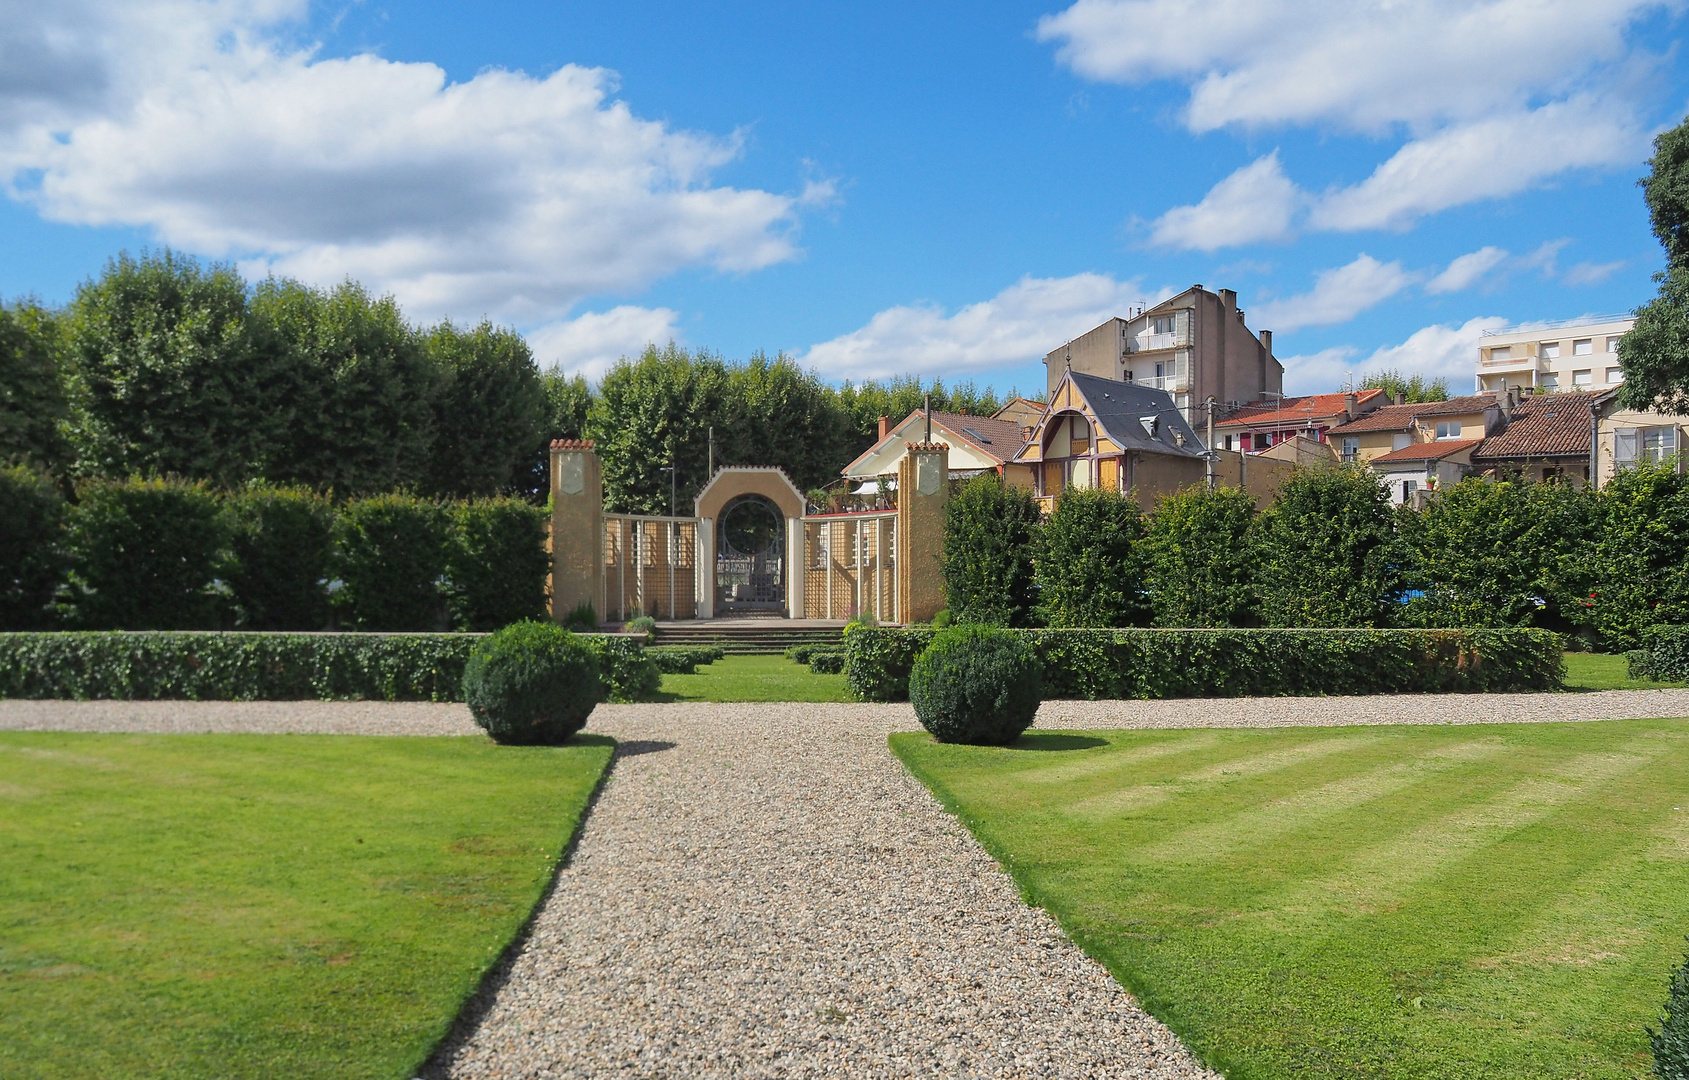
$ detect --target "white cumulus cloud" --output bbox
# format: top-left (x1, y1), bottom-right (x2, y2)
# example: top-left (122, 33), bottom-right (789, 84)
top-left (1252, 255), bottom-right (1416, 333)
top-left (1147, 152), bottom-right (1301, 251)
top-left (1426, 246), bottom-right (1509, 294)
top-left (0, 0), bottom-right (808, 325)
top-left (1280, 315), bottom-right (1510, 394)
top-left (803, 273), bottom-right (1163, 380)
top-left (526, 306), bottom-right (683, 382)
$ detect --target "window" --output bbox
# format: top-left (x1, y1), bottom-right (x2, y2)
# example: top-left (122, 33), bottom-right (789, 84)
top-left (1392, 432), bottom-right (1412, 451)
top-left (1574, 339), bottom-right (1593, 355)
top-left (1607, 367), bottom-right (1624, 383)
top-left (1435, 420), bottom-right (1463, 440)
top-left (1253, 433), bottom-right (1269, 451)
top-left (1607, 336), bottom-right (1623, 353)
top-left (1540, 373), bottom-right (1559, 390)
top-left (1489, 346), bottom-right (1512, 361)
top-left (1643, 426), bottom-right (1679, 464)
top-left (1151, 315), bottom-right (1176, 335)
top-left (1573, 369), bottom-right (1592, 387)
top-left (1401, 479), bottom-right (1417, 502)
top-left (1340, 436), bottom-right (1359, 462)
top-left (1541, 342), bottom-right (1561, 359)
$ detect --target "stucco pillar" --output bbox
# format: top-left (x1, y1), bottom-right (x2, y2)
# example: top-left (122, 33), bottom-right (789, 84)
top-left (786, 516), bottom-right (804, 619)
top-left (695, 517), bottom-right (715, 619)
top-left (896, 442), bottom-right (950, 624)
top-left (549, 440), bottom-right (603, 624)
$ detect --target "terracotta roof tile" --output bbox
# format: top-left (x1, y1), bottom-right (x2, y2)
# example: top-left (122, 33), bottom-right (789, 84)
top-left (1472, 391), bottom-right (1607, 461)
top-left (1215, 389), bottom-right (1385, 429)
top-left (1370, 439), bottom-right (1482, 464)
top-left (1327, 395), bottom-right (1496, 435)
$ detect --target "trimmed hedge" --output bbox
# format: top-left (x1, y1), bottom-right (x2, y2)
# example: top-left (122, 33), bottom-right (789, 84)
top-left (909, 625), bottom-right (1041, 745)
top-left (1639, 625), bottom-right (1689, 682)
top-left (844, 625), bottom-right (1566, 702)
top-left (645, 644), bottom-right (725, 674)
top-left (0, 631), bottom-right (660, 703)
top-left (807, 649), bottom-right (846, 674)
top-left (463, 621), bottom-right (601, 744)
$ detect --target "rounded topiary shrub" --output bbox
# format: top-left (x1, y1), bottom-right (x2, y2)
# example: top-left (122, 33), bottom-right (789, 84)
top-left (909, 625), bottom-right (1043, 745)
top-left (462, 621), bottom-right (602, 745)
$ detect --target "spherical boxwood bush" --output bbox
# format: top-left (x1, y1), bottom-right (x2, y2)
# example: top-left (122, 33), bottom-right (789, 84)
top-left (909, 625), bottom-right (1042, 745)
top-left (462, 621), bottom-right (603, 745)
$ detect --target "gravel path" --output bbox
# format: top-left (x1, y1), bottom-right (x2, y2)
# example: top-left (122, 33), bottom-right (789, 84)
top-left (8, 691), bottom-right (1689, 1077)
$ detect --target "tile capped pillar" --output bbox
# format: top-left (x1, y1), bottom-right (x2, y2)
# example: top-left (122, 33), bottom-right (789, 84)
top-left (550, 439), bottom-right (604, 624)
top-left (896, 441), bottom-right (949, 624)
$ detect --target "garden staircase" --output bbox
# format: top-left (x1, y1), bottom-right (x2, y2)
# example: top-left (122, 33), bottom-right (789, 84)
top-left (649, 619), bottom-right (848, 656)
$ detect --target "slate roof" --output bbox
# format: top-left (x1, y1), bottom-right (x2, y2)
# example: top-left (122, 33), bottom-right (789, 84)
top-left (1327, 395), bottom-right (1496, 435)
top-left (1471, 391), bottom-right (1610, 461)
top-left (1063, 372), bottom-right (1205, 458)
top-left (1369, 439), bottom-right (1482, 465)
top-left (1215, 389), bottom-right (1385, 429)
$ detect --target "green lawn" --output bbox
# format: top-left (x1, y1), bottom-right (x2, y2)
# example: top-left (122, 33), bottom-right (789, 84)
top-left (658, 653), bottom-right (853, 702)
top-left (1564, 651), bottom-right (1686, 691)
top-left (0, 732), bottom-right (613, 1080)
top-left (892, 720), bottom-right (1689, 1080)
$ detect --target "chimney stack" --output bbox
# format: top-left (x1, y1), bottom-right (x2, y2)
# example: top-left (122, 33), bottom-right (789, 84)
top-left (1259, 329), bottom-right (1272, 355)
top-left (1220, 288), bottom-right (1237, 314)
top-left (1394, 392), bottom-right (1406, 406)
top-left (878, 415), bottom-right (889, 441)
top-left (1344, 391), bottom-right (1359, 420)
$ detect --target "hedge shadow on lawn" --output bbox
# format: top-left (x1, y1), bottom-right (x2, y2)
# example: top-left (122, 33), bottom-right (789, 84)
top-left (414, 731), bottom-right (618, 1079)
top-left (1012, 732), bottom-right (1109, 752)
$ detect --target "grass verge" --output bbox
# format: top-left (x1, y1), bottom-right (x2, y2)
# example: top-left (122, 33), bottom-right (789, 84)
top-left (0, 731), bottom-right (614, 1080)
top-left (1564, 651), bottom-right (1687, 691)
top-left (891, 720), bottom-right (1689, 1080)
top-left (657, 653), bottom-right (852, 702)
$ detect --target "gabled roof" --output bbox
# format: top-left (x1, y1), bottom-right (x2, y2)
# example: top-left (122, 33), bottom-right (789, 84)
top-left (1327, 395), bottom-right (1496, 435)
top-left (1215, 389), bottom-right (1385, 430)
top-left (1471, 390), bottom-right (1612, 461)
top-left (840, 409), bottom-right (1024, 476)
top-left (992, 397), bottom-right (1047, 419)
top-left (1369, 439), bottom-right (1482, 465)
top-left (1017, 371), bottom-right (1205, 460)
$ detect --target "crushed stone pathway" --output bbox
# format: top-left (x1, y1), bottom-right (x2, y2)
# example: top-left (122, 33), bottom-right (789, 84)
top-left (8, 692), bottom-right (1689, 1077)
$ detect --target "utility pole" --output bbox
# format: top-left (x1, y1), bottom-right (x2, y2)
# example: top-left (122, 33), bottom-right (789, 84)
top-left (924, 392), bottom-right (932, 443)
top-left (660, 461), bottom-right (678, 621)
top-left (1205, 396), bottom-right (1217, 490)
top-left (707, 426), bottom-right (715, 480)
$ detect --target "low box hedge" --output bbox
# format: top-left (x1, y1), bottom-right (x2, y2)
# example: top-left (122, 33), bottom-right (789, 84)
top-left (844, 626), bottom-right (1566, 703)
top-left (645, 644), bottom-right (726, 675)
top-left (0, 631), bottom-right (659, 703)
top-left (1639, 626), bottom-right (1689, 682)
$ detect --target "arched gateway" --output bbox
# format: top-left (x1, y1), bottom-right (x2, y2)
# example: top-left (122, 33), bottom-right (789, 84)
top-left (547, 441), bottom-right (952, 625)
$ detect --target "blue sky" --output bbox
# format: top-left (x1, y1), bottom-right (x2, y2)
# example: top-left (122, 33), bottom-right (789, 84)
top-left (1, 0), bottom-right (1684, 395)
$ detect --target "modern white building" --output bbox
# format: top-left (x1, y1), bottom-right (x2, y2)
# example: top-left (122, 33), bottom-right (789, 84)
top-left (1475, 315), bottom-right (1633, 396)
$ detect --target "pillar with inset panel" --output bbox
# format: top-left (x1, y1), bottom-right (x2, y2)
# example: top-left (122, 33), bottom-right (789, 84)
top-left (549, 440), bottom-right (604, 625)
top-left (896, 441), bottom-right (949, 624)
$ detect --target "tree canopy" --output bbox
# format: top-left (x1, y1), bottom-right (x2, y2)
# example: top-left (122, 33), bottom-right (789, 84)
top-left (1620, 114), bottom-right (1689, 414)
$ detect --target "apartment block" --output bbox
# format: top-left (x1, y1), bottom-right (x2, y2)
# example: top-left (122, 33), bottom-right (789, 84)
top-left (1042, 285), bottom-right (1284, 428)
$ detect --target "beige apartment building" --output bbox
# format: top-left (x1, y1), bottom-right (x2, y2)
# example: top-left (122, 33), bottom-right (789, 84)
top-left (1472, 316), bottom-right (1681, 483)
top-left (1042, 285), bottom-right (1284, 428)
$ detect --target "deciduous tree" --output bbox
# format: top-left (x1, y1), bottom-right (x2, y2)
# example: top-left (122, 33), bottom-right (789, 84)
top-left (1035, 486), bottom-right (1148, 627)
top-left (1143, 484), bottom-right (1259, 627)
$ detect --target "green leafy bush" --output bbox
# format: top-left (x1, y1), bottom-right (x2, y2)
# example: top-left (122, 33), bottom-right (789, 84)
top-left (646, 644), bottom-right (725, 674)
top-left (561, 602), bottom-right (598, 631)
top-left (461, 621), bottom-right (601, 744)
top-left (909, 625), bottom-right (1042, 745)
top-left (580, 634), bottom-right (659, 702)
top-left (445, 498), bottom-right (549, 631)
top-left (1254, 466), bottom-right (1399, 628)
top-left (0, 631), bottom-right (476, 700)
top-left (1035, 487), bottom-right (1148, 627)
top-left (845, 626), bottom-right (1564, 702)
top-left (626, 615), bottom-right (657, 640)
top-left (1629, 649), bottom-right (1659, 681)
top-left (783, 642), bottom-right (820, 662)
top-left (808, 649), bottom-right (846, 674)
top-left (1143, 484), bottom-right (1259, 627)
top-left (941, 474), bottom-right (1041, 626)
top-left (931, 608), bottom-right (954, 628)
top-left (63, 477), bottom-right (228, 630)
top-left (1640, 626), bottom-right (1689, 681)
top-left (331, 494), bottom-right (448, 631)
top-left (1651, 940), bottom-right (1689, 1080)
top-left (223, 484), bottom-right (334, 630)
top-left (1565, 462), bottom-right (1689, 651)
top-left (0, 466), bottom-right (65, 630)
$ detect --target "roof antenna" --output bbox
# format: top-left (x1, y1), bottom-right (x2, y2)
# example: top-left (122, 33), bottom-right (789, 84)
top-left (1064, 344), bottom-right (1072, 372)
top-left (924, 392), bottom-right (932, 443)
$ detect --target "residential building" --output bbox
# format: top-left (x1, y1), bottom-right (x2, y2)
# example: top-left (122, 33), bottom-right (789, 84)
top-left (1475, 315), bottom-right (1633, 395)
top-left (841, 409), bottom-right (1033, 488)
top-left (1470, 389), bottom-right (1609, 485)
top-left (1042, 286), bottom-right (1284, 428)
top-left (1214, 389), bottom-right (1386, 453)
top-left (1013, 370), bottom-right (1292, 511)
top-left (991, 396), bottom-right (1047, 439)
top-left (1325, 395), bottom-right (1504, 465)
top-left (1370, 441), bottom-right (1482, 505)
